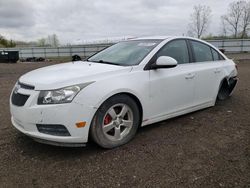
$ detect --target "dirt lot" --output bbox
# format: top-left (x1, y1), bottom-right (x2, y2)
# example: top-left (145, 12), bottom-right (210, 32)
top-left (0, 61), bottom-right (249, 188)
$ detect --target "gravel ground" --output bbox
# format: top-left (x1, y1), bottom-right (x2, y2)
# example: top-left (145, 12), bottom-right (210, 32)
top-left (0, 61), bottom-right (249, 188)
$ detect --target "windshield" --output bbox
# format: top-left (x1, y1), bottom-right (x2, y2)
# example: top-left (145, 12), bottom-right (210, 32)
top-left (87, 40), bottom-right (161, 66)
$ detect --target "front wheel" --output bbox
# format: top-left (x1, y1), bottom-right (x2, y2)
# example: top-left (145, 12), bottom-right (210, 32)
top-left (90, 95), bottom-right (140, 149)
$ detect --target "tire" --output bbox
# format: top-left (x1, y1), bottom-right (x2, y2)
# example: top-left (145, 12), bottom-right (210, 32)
top-left (217, 80), bottom-right (230, 100)
top-left (90, 94), bottom-right (140, 149)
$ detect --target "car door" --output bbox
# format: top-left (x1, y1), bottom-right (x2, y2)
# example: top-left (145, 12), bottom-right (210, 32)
top-left (189, 40), bottom-right (224, 105)
top-left (148, 39), bottom-right (195, 120)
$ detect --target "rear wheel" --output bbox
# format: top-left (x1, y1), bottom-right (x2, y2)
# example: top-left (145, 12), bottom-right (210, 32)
top-left (217, 77), bottom-right (238, 101)
top-left (217, 80), bottom-right (230, 100)
top-left (90, 95), bottom-right (140, 149)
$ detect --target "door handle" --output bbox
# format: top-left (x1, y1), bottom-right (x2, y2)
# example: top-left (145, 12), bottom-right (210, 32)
top-left (214, 68), bottom-right (221, 74)
top-left (185, 73), bottom-right (195, 79)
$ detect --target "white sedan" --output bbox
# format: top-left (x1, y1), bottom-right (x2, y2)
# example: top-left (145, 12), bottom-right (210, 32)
top-left (10, 36), bottom-right (238, 148)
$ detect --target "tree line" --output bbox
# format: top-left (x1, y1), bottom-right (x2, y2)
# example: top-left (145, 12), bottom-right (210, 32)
top-left (188, 0), bottom-right (250, 39)
top-left (0, 35), bottom-right (16, 47)
top-left (37, 34), bottom-right (60, 47)
top-left (0, 34), bottom-right (60, 48)
top-left (1, 0), bottom-right (250, 47)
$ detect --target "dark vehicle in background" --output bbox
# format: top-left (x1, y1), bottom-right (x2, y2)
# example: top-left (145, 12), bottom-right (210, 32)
top-left (20, 57), bottom-right (46, 62)
top-left (0, 50), bottom-right (19, 63)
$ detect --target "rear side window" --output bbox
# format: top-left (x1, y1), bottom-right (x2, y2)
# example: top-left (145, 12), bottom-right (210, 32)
top-left (191, 40), bottom-right (213, 62)
top-left (211, 48), bottom-right (220, 61)
top-left (156, 40), bottom-right (189, 64)
top-left (211, 48), bottom-right (224, 61)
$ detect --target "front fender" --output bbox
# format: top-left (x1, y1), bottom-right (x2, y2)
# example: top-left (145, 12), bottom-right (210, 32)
top-left (73, 70), bottom-right (150, 121)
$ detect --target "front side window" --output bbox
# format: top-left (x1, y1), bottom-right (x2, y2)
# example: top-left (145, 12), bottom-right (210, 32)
top-left (88, 40), bottom-right (161, 66)
top-left (191, 40), bottom-right (213, 62)
top-left (156, 40), bottom-right (189, 64)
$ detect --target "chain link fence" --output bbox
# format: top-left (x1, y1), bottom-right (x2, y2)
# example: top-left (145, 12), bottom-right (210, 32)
top-left (0, 43), bottom-right (112, 59)
top-left (1, 39), bottom-right (250, 59)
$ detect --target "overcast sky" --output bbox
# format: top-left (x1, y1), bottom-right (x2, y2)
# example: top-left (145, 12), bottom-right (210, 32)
top-left (0, 0), bottom-right (236, 44)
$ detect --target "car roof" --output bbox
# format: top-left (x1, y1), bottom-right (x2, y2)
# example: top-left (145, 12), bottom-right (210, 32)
top-left (129, 36), bottom-right (202, 41)
top-left (129, 36), bottom-right (172, 40)
top-left (128, 36), bottom-right (228, 59)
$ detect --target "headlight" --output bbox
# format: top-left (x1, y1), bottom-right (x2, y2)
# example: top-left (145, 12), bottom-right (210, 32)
top-left (37, 82), bottom-right (94, 105)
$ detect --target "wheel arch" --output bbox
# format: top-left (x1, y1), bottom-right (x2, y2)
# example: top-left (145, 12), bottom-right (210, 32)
top-left (219, 77), bottom-right (229, 89)
top-left (116, 92), bottom-right (143, 126)
top-left (96, 92), bottom-right (143, 127)
top-left (217, 75), bottom-right (238, 101)
top-left (88, 92), bottom-right (144, 146)
top-left (218, 74), bottom-right (237, 91)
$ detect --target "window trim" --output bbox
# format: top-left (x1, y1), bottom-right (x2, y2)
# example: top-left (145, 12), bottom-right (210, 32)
top-left (187, 39), bottom-right (225, 63)
top-left (188, 39), bottom-right (214, 63)
top-left (211, 47), bottom-right (217, 61)
top-left (144, 39), bottom-right (191, 70)
top-left (211, 47), bottom-right (225, 61)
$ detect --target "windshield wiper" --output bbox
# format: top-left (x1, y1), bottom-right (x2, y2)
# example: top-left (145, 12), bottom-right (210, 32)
top-left (90, 59), bottom-right (121, 66)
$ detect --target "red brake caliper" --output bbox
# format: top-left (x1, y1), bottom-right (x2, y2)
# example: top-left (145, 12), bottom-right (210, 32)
top-left (104, 114), bottom-right (112, 125)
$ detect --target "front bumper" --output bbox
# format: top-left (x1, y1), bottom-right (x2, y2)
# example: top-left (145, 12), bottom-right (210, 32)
top-left (10, 88), bottom-right (96, 146)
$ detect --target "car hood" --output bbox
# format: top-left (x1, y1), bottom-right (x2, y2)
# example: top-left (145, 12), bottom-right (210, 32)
top-left (19, 61), bottom-right (132, 90)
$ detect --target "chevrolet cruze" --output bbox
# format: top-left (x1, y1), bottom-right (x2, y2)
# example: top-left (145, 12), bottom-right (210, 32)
top-left (10, 36), bottom-right (238, 148)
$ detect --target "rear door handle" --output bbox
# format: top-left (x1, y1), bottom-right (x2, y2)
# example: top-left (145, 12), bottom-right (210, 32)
top-left (214, 68), bottom-right (221, 74)
top-left (185, 73), bottom-right (195, 79)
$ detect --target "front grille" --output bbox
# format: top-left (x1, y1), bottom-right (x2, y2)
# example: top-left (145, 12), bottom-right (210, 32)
top-left (18, 81), bottom-right (35, 90)
top-left (11, 92), bottom-right (29, 106)
top-left (36, 124), bottom-right (71, 136)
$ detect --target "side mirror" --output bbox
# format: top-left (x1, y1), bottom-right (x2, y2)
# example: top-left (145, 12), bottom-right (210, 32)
top-left (151, 56), bottom-right (177, 69)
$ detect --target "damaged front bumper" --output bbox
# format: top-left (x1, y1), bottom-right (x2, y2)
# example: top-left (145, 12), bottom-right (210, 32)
top-left (10, 88), bottom-right (96, 146)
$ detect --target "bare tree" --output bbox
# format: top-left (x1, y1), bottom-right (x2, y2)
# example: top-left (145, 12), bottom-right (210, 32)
top-left (37, 34), bottom-right (60, 47)
top-left (45, 34), bottom-right (60, 47)
top-left (221, 18), bottom-right (228, 37)
top-left (240, 1), bottom-right (250, 38)
top-left (50, 34), bottom-right (59, 47)
top-left (188, 5), bottom-right (212, 38)
top-left (37, 38), bottom-right (46, 47)
top-left (221, 1), bottom-right (248, 38)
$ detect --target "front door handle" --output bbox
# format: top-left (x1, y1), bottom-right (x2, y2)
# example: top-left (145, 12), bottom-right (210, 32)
top-left (185, 73), bottom-right (195, 79)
